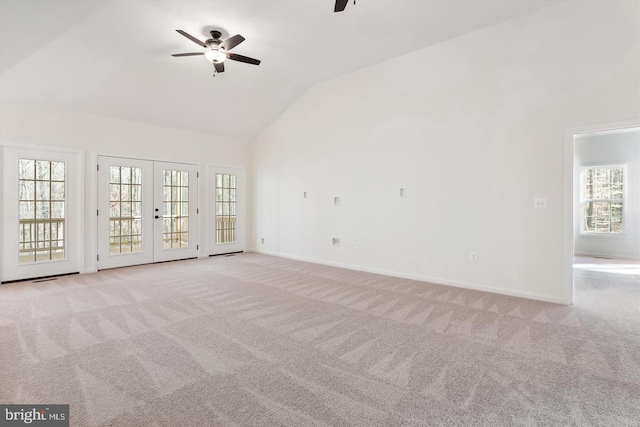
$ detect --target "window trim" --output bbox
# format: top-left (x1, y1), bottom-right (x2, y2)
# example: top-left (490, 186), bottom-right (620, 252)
top-left (579, 163), bottom-right (627, 237)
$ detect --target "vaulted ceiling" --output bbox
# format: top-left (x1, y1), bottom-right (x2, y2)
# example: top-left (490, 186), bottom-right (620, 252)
top-left (0, 0), bottom-right (559, 141)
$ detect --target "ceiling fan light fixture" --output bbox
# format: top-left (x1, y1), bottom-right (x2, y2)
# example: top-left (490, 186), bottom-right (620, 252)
top-left (204, 49), bottom-right (226, 63)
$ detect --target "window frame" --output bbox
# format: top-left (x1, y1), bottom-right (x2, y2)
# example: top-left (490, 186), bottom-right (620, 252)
top-left (579, 163), bottom-right (627, 236)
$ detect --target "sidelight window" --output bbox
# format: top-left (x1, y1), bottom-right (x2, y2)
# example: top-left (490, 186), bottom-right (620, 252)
top-left (215, 173), bottom-right (237, 243)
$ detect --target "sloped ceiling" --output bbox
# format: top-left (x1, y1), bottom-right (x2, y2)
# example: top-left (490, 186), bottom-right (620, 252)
top-left (0, 0), bottom-right (559, 141)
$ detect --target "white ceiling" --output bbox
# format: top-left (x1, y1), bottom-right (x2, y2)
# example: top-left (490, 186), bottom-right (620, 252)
top-left (0, 0), bottom-right (559, 141)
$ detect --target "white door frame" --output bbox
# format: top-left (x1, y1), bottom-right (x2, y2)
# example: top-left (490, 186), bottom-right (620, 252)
top-left (1, 144), bottom-right (84, 282)
top-left (153, 161), bottom-right (199, 262)
top-left (96, 156), bottom-right (200, 269)
top-left (563, 119), bottom-right (640, 305)
top-left (207, 164), bottom-right (246, 255)
top-left (97, 156), bottom-right (154, 269)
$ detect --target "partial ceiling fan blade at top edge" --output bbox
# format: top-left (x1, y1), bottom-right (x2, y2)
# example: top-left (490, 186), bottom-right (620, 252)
top-left (220, 34), bottom-right (245, 51)
top-left (335, 0), bottom-right (348, 12)
top-left (226, 53), bottom-right (260, 65)
top-left (171, 52), bottom-right (204, 57)
top-left (214, 62), bottom-right (225, 73)
top-left (176, 30), bottom-right (206, 47)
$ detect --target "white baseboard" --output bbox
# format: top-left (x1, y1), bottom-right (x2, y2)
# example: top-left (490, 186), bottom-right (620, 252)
top-left (575, 252), bottom-right (640, 261)
top-left (252, 249), bottom-right (568, 305)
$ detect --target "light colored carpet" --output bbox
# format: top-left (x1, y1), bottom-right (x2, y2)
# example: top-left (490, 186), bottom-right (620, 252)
top-left (1, 253), bottom-right (638, 426)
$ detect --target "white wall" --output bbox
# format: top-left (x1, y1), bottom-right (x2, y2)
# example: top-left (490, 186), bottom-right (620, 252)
top-left (574, 128), bottom-right (640, 259)
top-left (0, 102), bottom-right (249, 275)
top-left (250, 0), bottom-right (640, 304)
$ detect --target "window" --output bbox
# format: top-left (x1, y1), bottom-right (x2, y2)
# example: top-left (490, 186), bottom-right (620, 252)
top-left (581, 165), bottom-right (624, 233)
top-left (162, 169), bottom-right (190, 249)
top-left (18, 159), bottom-right (66, 263)
top-left (215, 173), bottom-right (237, 243)
top-left (109, 166), bottom-right (143, 254)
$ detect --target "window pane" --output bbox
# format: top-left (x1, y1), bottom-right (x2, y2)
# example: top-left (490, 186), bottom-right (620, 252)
top-left (20, 201), bottom-right (35, 219)
top-left (36, 181), bottom-right (50, 200)
top-left (51, 162), bottom-right (65, 181)
top-left (19, 180), bottom-right (34, 201)
top-left (36, 161), bottom-right (50, 180)
top-left (109, 237), bottom-right (121, 254)
top-left (35, 201), bottom-right (50, 219)
top-left (132, 185), bottom-right (142, 201)
top-left (110, 202), bottom-right (120, 218)
top-left (594, 201), bottom-right (610, 232)
top-left (51, 182), bottom-right (65, 201)
top-left (19, 158), bottom-right (65, 263)
top-left (51, 202), bottom-right (65, 219)
top-left (121, 167), bottom-right (132, 185)
top-left (611, 202), bottom-right (623, 233)
top-left (215, 173), bottom-right (237, 244)
top-left (132, 167), bottom-right (142, 185)
top-left (121, 184), bottom-right (131, 201)
top-left (108, 164), bottom-right (144, 254)
top-left (110, 166), bottom-right (120, 184)
top-left (132, 202), bottom-right (142, 217)
top-left (132, 219), bottom-right (142, 235)
top-left (19, 159), bottom-right (35, 180)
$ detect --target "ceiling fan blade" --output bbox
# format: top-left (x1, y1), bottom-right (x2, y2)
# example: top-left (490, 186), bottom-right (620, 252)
top-left (226, 53), bottom-right (261, 66)
top-left (334, 0), bottom-right (348, 12)
top-left (214, 62), bottom-right (225, 73)
top-left (171, 52), bottom-right (204, 57)
top-left (219, 34), bottom-right (245, 51)
top-left (176, 30), bottom-right (206, 47)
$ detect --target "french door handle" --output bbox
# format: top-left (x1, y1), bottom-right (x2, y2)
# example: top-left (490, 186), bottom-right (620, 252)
top-left (155, 215), bottom-right (163, 219)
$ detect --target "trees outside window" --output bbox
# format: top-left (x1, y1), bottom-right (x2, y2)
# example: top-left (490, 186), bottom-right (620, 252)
top-left (581, 165), bottom-right (624, 233)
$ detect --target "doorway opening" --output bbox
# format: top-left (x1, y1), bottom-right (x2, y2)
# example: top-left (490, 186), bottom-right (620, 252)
top-left (567, 124), bottom-right (639, 308)
top-left (97, 156), bottom-right (199, 270)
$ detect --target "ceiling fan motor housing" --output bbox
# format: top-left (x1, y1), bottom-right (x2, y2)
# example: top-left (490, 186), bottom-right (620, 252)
top-left (206, 39), bottom-right (222, 49)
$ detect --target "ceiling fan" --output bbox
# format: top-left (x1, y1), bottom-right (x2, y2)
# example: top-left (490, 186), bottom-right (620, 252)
top-left (334, 0), bottom-right (355, 12)
top-left (171, 30), bottom-right (261, 75)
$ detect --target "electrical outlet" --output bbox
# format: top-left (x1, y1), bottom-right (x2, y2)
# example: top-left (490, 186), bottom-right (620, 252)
top-left (470, 252), bottom-right (477, 261)
top-left (534, 198), bottom-right (547, 208)
top-left (332, 238), bottom-right (340, 246)
top-left (357, 241), bottom-right (363, 249)
top-left (303, 191), bottom-right (307, 198)
top-left (334, 197), bottom-right (341, 205)
top-left (400, 188), bottom-right (406, 198)
top-left (261, 238), bottom-right (264, 244)
top-left (357, 182), bottom-right (363, 190)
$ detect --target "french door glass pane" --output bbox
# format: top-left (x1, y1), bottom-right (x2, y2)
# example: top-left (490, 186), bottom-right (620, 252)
top-left (216, 173), bottom-right (237, 244)
top-left (162, 169), bottom-right (189, 249)
top-left (18, 158), bottom-right (65, 263)
top-left (109, 166), bottom-right (143, 254)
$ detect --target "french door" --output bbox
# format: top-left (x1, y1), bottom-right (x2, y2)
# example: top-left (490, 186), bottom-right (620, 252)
top-left (1, 146), bottom-right (83, 282)
top-left (209, 165), bottom-right (245, 255)
top-left (97, 156), bottom-right (198, 269)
